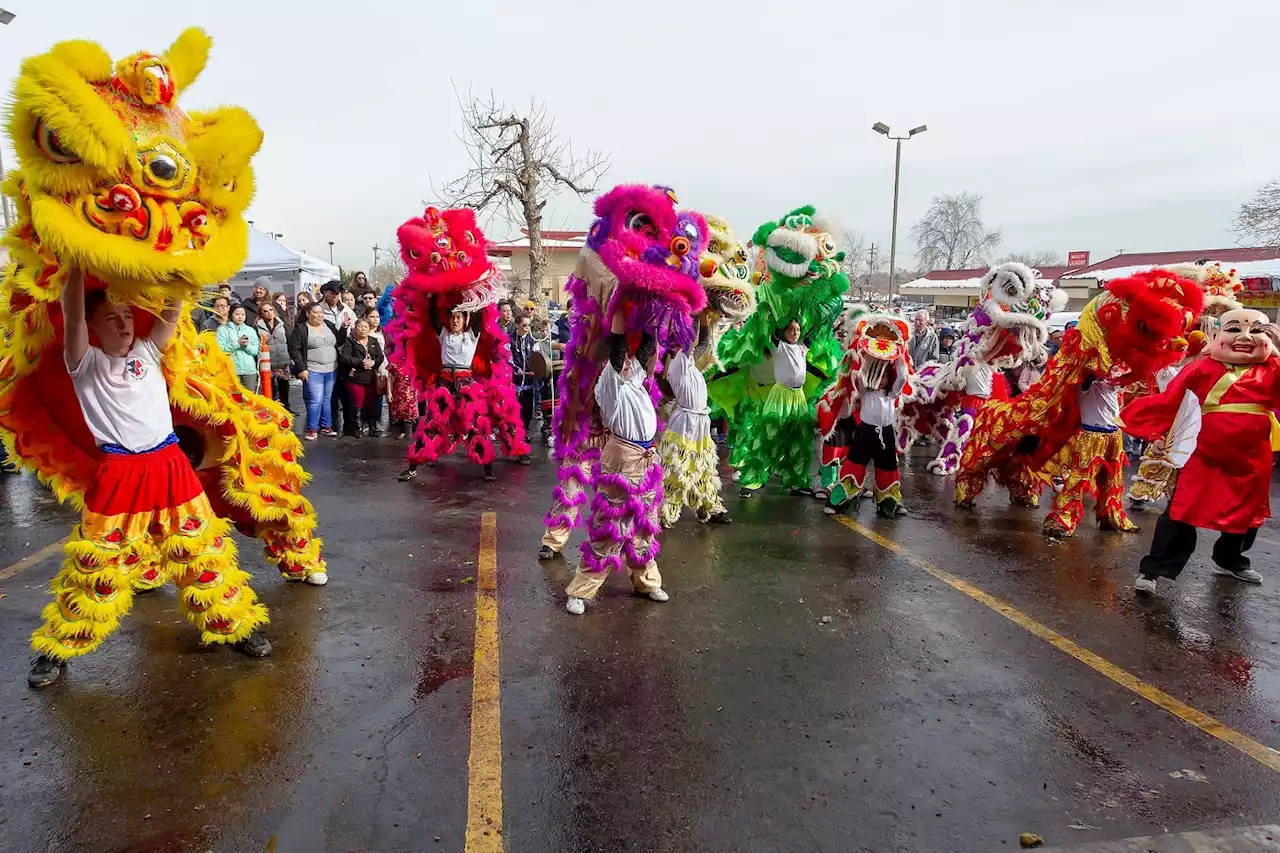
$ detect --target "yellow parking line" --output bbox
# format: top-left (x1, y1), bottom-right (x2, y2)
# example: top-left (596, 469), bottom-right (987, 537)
top-left (465, 512), bottom-right (505, 851)
top-left (833, 515), bottom-right (1280, 773)
top-left (0, 536), bottom-right (69, 583)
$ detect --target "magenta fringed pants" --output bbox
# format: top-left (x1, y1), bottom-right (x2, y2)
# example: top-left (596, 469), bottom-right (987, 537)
top-left (540, 436), bottom-right (605, 554)
top-left (565, 436), bottom-right (664, 600)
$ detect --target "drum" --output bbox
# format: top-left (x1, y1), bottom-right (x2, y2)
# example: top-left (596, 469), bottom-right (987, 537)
top-left (531, 349), bottom-right (552, 380)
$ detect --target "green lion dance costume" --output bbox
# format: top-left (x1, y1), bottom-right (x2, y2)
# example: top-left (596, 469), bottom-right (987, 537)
top-left (707, 206), bottom-right (848, 494)
top-left (1, 29), bottom-right (327, 685)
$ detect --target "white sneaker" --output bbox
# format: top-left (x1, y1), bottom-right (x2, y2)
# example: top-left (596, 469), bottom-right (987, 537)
top-left (647, 588), bottom-right (669, 603)
top-left (1134, 574), bottom-right (1158, 593)
top-left (1213, 566), bottom-right (1263, 584)
top-left (565, 597), bottom-right (586, 615)
top-left (305, 572), bottom-right (329, 587)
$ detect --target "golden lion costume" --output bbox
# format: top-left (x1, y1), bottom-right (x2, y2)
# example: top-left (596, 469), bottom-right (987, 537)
top-left (0, 29), bottom-right (326, 672)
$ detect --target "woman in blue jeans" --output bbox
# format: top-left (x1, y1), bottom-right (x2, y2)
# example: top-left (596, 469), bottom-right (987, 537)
top-left (288, 302), bottom-right (347, 440)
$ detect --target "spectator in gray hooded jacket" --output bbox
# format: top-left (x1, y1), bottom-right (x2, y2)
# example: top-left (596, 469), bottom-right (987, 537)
top-left (256, 301), bottom-right (293, 412)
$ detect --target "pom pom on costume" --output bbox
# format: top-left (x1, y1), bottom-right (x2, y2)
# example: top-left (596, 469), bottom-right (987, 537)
top-left (384, 207), bottom-right (528, 470)
top-left (540, 185), bottom-right (708, 596)
top-left (816, 308), bottom-right (915, 516)
top-left (1, 29), bottom-right (326, 662)
top-left (899, 262), bottom-right (1067, 477)
top-left (706, 206), bottom-right (848, 492)
top-left (657, 215), bottom-right (756, 526)
top-left (954, 269), bottom-right (1204, 535)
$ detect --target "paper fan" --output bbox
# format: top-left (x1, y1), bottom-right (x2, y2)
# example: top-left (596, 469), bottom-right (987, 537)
top-left (1166, 390), bottom-right (1202, 468)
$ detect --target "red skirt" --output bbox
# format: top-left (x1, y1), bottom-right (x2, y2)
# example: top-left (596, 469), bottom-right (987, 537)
top-left (85, 442), bottom-right (205, 516)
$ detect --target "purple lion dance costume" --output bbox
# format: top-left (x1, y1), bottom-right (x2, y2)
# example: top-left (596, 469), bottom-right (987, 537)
top-left (385, 206), bottom-right (529, 481)
top-left (536, 184), bottom-right (708, 615)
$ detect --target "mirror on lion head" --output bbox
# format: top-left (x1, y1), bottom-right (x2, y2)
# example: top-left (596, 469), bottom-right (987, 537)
top-left (1209, 309), bottom-right (1277, 365)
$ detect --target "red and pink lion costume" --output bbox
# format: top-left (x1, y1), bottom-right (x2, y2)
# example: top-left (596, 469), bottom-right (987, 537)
top-left (384, 206), bottom-right (528, 469)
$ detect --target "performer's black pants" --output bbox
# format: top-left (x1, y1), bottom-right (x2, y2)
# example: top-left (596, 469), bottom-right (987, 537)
top-left (518, 386), bottom-right (537, 431)
top-left (1139, 507), bottom-right (1258, 579)
top-left (850, 422), bottom-right (899, 471)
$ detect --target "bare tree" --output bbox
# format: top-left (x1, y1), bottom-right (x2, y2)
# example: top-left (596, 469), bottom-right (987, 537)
top-left (839, 227), bottom-right (887, 301)
top-left (909, 192), bottom-right (1003, 271)
top-left (436, 87), bottom-right (610, 300)
top-left (997, 249), bottom-right (1063, 268)
top-left (369, 254), bottom-right (407, 291)
top-left (1232, 179), bottom-right (1280, 246)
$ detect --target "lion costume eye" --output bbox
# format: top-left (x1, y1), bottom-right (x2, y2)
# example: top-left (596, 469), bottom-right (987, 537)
top-left (681, 221), bottom-right (699, 242)
top-left (626, 211), bottom-right (657, 237)
top-left (408, 249), bottom-right (421, 260)
top-left (34, 121), bottom-right (80, 164)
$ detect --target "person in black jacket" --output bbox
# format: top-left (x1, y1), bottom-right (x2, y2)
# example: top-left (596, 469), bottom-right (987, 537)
top-left (288, 304), bottom-right (348, 437)
top-left (337, 316), bottom-right (385, 437)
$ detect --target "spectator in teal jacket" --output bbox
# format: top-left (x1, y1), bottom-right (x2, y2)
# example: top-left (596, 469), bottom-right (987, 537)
top-left (217, 304), bottom-right (262, 391)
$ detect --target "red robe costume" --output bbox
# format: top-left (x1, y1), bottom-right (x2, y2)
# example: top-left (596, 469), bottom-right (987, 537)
top-left (1121, 357), bottom-right (1280, 533)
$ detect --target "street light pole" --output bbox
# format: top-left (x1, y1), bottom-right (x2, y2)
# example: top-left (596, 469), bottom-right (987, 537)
top-left (328, 241), bottom-right (334, 264)
top-left (872, 122), bottom-right (927, 303)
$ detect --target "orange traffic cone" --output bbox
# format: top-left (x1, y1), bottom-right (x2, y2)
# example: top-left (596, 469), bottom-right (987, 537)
top-left (259, 332), bottom-right (273, 400)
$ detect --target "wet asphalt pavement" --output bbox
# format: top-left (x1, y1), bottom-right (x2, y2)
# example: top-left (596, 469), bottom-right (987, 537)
top-left (1, 432), bottom-right (1279, 853)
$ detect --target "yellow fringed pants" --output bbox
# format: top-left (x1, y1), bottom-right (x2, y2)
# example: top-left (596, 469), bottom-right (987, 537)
top-left (30, 443), bottom-right (268, 661)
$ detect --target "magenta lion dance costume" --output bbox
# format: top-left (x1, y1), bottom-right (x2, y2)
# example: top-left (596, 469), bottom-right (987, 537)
top-left (385, 207), bottom-right (529, 480)
top-left (536, 185), bottom-right (708, 615)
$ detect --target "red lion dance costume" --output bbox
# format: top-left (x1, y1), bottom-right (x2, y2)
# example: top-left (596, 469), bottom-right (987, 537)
top-left (816, 307), bottom-right (915, 517)
top-left (955, 270), bottom-right (1203, 538)
top-left (385, 207), bottom-right (528, 479)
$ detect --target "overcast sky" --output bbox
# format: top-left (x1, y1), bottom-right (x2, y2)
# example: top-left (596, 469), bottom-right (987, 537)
top-left (2, 0), bottom-right (1277, 273)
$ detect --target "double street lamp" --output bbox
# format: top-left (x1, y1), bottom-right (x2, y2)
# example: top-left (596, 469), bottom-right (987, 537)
top-left (872, 122), bottom-right (927, 300)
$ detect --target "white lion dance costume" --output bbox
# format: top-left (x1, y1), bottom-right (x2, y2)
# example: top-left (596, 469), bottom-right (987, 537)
top-left (899, 262), bottom-right (1067, 478)
top-left (657, 215), bottom-right (756, 526)
top-left (816, 309), bottom-right (915, 517)
top-left (0, 29), bottom-right (327, 684)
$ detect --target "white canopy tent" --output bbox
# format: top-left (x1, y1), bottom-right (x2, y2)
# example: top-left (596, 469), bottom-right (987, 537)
top-left (226, 228), bottom-right (340, 300)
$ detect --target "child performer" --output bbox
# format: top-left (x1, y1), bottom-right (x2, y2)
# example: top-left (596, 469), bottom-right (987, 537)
top-left (657, 339), bottom-right (731, 527)
top-left (28, 270), bottom-right (271, 688)
top-left (398, 308), bottom-right (505, 483)
top-left (817, 312), bottom-right (914, 518)
top-left (564, 310), bottom-right (668, 615)
top-left (737, 319), bottom-right (826, 498)
top-left (1124, 309), bottom-right (1280, 592)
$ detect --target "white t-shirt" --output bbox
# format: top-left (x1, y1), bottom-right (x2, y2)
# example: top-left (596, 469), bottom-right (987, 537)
top-left (773, 341), bottom-right (808, 389)
top-left (67, 338), bottom-right (174, 452)
top-left (441, 330), bottom-right (480, 369)
top-left (664, 350), bottom-right (710, 443)
top-left (596, 358), bottom-right (657, 443)
top-left (1079, 379), bottom-right (1121, 429)
top-left (858, 364), bottom-right (908, 428)
top-left (964, 361), bottom-right (994, 397)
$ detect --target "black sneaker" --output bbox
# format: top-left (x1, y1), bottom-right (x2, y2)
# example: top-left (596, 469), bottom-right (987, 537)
top-left (517, 455), bottom-right (532, 466)
top-left (790, 488), bottom-right (813, 497)
top-left (876, 499), bottom-right (908, 518)
top-left (707, 511), bottom-right (732, 525)
top-left (538, 545), bottom-right (559, 561)
top-left (738, 487), bottom-right (757, 499)
top-left (397, 466), bottom-right (418, 482)
top-left (483, 465), bottom-right (496, 482)
top-left (235, 632), bottom-right (272, 658)
top-left (28, 655), bottom-right (63, 689)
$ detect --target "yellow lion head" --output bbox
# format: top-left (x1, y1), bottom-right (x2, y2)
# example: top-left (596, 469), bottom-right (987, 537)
top-left (2, 27), bottom-right (262, 306)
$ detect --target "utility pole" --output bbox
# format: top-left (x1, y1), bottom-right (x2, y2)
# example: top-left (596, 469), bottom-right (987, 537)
top-left (867, 242), bottom-right (877, 299)
top-left (872, 122), bottom-right (928, 302)
top-left (372, 244), bottom-right (381, 275)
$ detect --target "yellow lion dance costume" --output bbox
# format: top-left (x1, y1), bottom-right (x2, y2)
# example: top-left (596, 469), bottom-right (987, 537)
top-left (0, 29), bottom-right (326, 678)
